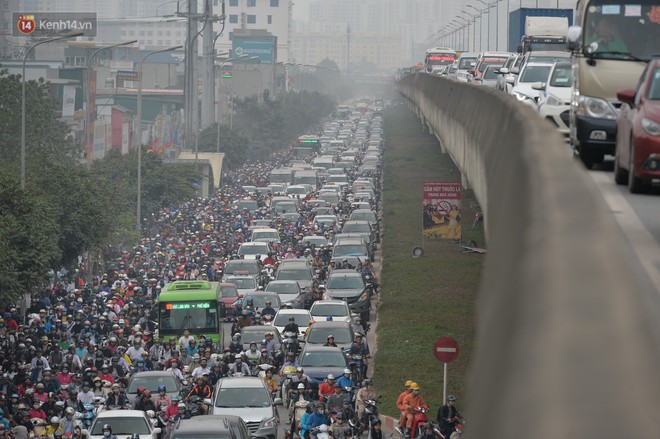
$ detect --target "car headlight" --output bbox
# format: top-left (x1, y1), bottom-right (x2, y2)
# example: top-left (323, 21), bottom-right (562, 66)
top-left (577, 96), bottom-right (617, 120)
top-left (642, 118), bottom-right (660, 136)
top-left (513, 91), bottom-right (531, 101)
top-left (546, 94), bottom-right (565, 107)
top-left (261, 416), bottom-right (278, 428)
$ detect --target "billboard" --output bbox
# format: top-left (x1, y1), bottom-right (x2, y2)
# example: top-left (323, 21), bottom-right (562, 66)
top-left (423, 181), bottom-right (462, 240)
top-left (232, 38), bottom-right (274, 63)
top-left (13, 12), bottom-right (97, 37)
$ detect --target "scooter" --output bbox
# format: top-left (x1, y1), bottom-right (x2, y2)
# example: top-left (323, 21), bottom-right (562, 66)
top-left (312, 424), bottom-right (329, 439)
top-left (395, 407), bottom-right (432, 439)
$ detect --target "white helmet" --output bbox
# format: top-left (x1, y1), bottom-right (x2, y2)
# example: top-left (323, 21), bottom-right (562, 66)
top-left (50, 417), bottom-right (60, 424)
top-left (65, 407), bottom-right (75, 415)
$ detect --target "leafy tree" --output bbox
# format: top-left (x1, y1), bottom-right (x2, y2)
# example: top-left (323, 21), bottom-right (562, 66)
top-left (0, 69), bottom-right (78, 168)
top-left (0, 169), bottom-right (61, 304)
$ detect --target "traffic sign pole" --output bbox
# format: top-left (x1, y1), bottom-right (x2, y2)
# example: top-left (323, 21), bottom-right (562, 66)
top-left (434, 337), bottom-right (460, 404)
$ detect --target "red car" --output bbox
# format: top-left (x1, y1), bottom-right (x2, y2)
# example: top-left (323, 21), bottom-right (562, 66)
top-left (219, 283), bottom-right (242, 317)
top-left (614, 59), bottom-right (660, 193)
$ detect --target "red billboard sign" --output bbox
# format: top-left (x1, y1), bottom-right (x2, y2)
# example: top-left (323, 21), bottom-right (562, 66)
top-left (423, 181), bottom-right (462, 240)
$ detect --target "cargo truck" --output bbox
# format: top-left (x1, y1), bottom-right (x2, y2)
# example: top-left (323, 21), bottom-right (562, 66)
top-left (508, 8), bottom-right (573, 53)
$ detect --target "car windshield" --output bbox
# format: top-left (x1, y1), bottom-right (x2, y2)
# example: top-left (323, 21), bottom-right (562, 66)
top-left (214, 387), bottom-right (272, 408)
top-left (241, 329), bottom-right (272, 344)
top-left (584, 3), bottom-right (660, 61)
top-left (275, 313), bottom-right (311, 327)
top-left (91, 418), bottom-right (150, 435)
top-left (312, 303), bottom-right (348, 317)
top-left (243, 294), bottom-right (279, 308)
top-left (479, 58), bottom-right (507, 72)
top-left (648, 68), bottom-right (660, 100)
top-left (225, 261), bottom-right (259, 275)
top-left (459, 57), bottom-right (476, 69)
top-left (300, 350), bottom-right (347, 367)
top-left (307, 327), bottom-right (352, 344)
top-left (326, 275), bottom-right (365, 289)
top-left (227, 277), bottom-right (256, 289)
top-left (550, 65), bottom-right (572, 87)
top-left (128, 374), bottom-right (179, 394)
top-left (277, 269), bottom-right (312, 282)
top-left (333, 244), bottom-right (367, 257)
top-left (520, 65), bottom-right (552, 83)
top-left (266, 283), bottom-right (299, 294)
top-left (239, 244), bottom-right (269, 255)
top-left (252, 231), bottom-right (279, 240)
top-left (350, 211), bottom-right (376, 222)
top-left (220, 285), bottom-right (238, 298)
top-left (342, 224), bottom-right (370, 234)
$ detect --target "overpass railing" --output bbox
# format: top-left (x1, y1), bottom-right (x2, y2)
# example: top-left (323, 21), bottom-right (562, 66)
top-left (396, 73), bottom-right (660, 438)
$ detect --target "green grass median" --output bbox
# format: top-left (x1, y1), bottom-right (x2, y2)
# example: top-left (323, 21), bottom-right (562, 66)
top-left (373, 100), bottom-right (484, 418)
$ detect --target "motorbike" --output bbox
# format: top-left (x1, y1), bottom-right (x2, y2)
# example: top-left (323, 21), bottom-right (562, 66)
top-left (81, 402), bottom-right (97, 428)
top-left (282, 332), bottom-right (300, 356)
top-left (348, 354), bottom-right (367, 384)
top-left (395, 407), bottom-right (433, 439)
top-left (359, 399), bottom-right (380, 438)
top-left (290, 399), bottom-right (310, 438)
top-left (312, 424), bottom-right (329, 439)
top-left (187, 395), bottom-right (208, 417)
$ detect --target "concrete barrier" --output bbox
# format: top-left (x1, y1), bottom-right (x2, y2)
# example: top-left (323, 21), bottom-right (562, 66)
top-left (396, 73), bottom-right (660, 438)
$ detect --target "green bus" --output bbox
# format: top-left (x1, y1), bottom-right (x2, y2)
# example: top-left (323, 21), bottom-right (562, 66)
top-left (157, 281), bottom-right (225, 347)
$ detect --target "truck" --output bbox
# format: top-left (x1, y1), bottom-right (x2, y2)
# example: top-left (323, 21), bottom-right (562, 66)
top-left (508, 8), bottom-right (573, 53)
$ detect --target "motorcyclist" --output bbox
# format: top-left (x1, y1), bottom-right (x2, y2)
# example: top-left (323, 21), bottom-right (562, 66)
top-left (328, 411), bottom-right (351, 439)
top-left (325, 383), bottom-right (347, 414)
top-left (415, 422), bottom-right (435, 439)
top-left (261, 301), bottom-right (276, 322)
top-left (348, 335), bottom-right (369, 377)
top-left (105, 383), bottom-right (128, 409)
top-left (164, 395), bottom-right (180, 421)
top-left (154, 385), bottom-right (171, 409)
top-left (228, 354), bottom-right (251, 376)
top-left (0, 409), bottom-right (9, 430)
top-left (401, 383), bottom-right (428, 438)
top-left (236, 310), bottom-right (253, 329)
top-left (166, 359), bottom-right (184, 381)
top-left (244, 343), bottom-right (261, 362)
top-left (191, 358), bottom-right (211, 380)
top-left (100, 424), bottom-right (118, 439)
top-left (263, 332), bottom-right (278, 355)
top-left (59, 408), bottom-right (80, 435)
top-left (323, 335), bottom-right (338, 347)
top-left (335, 369), bottom-right (354, 391)
top-left (283, 317), bottom-right (300, 334)
top-left (185, 376), bottom-right (211, 415)
top-left (177, 403), bottom-right (192, 420)
top-left (318, 374), bottom-right (335, 402)
top-left (289, 367), bottom-right (312, 398)
top-left (356, 379), bottom-right (377, 425)
top-left (370, 419), bottom-right (383, 439)
top-left (437, 395), bottom-right (462, 439)
top-left (305, 402), bottom-right (329, 434)
top-left (397, 380), bottom-right (413, 431)
top-left (229, 334), bottom-right (243, 354)
top-left (134, 390), bottom-right (157, 413)
top-left (263, 368), bottom-right (278, 395)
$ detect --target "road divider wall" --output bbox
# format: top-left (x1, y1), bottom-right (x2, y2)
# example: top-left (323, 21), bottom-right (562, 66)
top-left (396, 73), bottom-right (660, 438)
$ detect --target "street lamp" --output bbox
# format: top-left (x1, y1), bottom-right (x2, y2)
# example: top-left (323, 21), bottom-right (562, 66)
top-left (21, 31), bottom-right (83, 190)
top-left (136, 45), bottom-right (182, 232)
top-left (476, 0), bottom-right (495, 51)
top-left (454, 17), bottom-right (470, 52)
top-left (84, 40), bottom-right (137, 170)
top-left (466, 5), bottom-right (483, 51)
top-left (460, 11), bottom-right (477, 52)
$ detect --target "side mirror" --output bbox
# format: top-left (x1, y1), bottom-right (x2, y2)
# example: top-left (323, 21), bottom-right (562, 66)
top-left (468, 69), bottom-right (475, 75)
top-left (499, 67), bottom-right (509, 75)
top-left (531, 82), bottom-right (545, 91)
top-left (274, 397), bottom-right (283, 405)
top-left (81, 430), bottom-right (89, 438)
top-left (474, 77), bottom-right (483, 82)
top-left (617, 89), bottom-right (636, 106)
top-left (510, 67), bottom-right (520, 74)
top-left (203, 398), bottom-right (213, 405)
top-left (567, 26), bottom-right (583, 52)
top-left (152, 428), bottom-right (162, 435)
top-left (505, 76), bottom-right (516, 84)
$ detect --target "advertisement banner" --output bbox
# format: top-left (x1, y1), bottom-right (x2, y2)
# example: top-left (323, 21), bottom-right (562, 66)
top-left (232, 38), bottom-right (274, 63)
top-left (62, 85), bottom-right (76, 117)
top-left (13, 12), bottom-right (97, 37)
top-left (423, 181), bottom-right (462, 240)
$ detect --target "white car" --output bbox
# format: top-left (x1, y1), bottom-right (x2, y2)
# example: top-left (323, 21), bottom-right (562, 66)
top-left (533, 62), bottom-right (572, 136)
top-left (237, 242), bottom-right (273, 260)
top-left (510, 62), bottom-right (555, 109)
top-left (455, 52), bottom-right (478, 82)
top-left (273, 308), bottom-right (312, 335)
top-left (87, 410), bottom-right (160, 439)
top-left (310, 300), bottom-right (352, 323)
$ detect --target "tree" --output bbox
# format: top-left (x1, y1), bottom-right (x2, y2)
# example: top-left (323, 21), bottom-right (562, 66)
top-left (0, 69), bottom-right (78, 168)
top-left (0, 170), bottom-right (61, 304)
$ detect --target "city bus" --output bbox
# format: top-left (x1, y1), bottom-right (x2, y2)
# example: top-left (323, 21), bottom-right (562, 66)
top-left (295, 135), bottom-right (320, 158)
top-left (424, 47), bottom-right (458, 74)
top-left (157, 281), bottom-right (225, 347)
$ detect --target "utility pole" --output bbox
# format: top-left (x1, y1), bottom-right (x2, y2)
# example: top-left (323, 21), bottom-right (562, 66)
top-left (178, 0), bottom-right (200, 151)
top-left (201, 0), bottom-right (223, 131)
top-left (346, 23), bottom-right (351, 79)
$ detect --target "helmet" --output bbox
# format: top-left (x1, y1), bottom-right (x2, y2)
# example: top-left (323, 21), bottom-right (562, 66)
top-left (296, 367), bottom-right (304, 373)
top-left (318, 425), bottom-right (329, 433)
top-left (142, 390), bottom-right (152, 398)
top-left (325, 315), bottom-right (333, 321)
top-left (51, 417), bottom-right (60, 424)
top-left (297, 383), bottom-right (305, 390)
top-left (158, 385), bottom-right (167, 392)
top-left (172, 395), bottom-right (180, 401)
top-left (410, 382), bottom-right (420, 390)
top-left (405, 380), bottom-right (413, 387)
top-left (447, 395), bottom-right (456, 402)
top-left (235, 354), bottom-right (242, 360)
top-left (327, 335), bottom-right (334, 340)
top-left (65, 408), bottom-right (75, 415)
top-left (343, 368), bottom-right (351, 374)
top-left (363, 379), bottom-right (373, 387)
top-left (327, 374), bottom-right (334, 380)
top-left (336, 412), bottom-right (344, 419)
top-left (178, 403), bottom-right (186, 409)
top-left (102, 424), bottom-right (112, 432)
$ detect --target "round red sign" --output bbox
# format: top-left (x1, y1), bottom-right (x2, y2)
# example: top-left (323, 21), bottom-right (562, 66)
top-left (434, 337), bottom-right (460, 364)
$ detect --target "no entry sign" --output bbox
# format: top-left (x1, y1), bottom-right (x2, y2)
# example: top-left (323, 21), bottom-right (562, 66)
top-left (434, 337), bottom-right (460, 364)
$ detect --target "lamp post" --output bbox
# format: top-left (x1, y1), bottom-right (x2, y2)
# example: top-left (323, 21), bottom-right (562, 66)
top-left (21, 31), bottom-right (83, 190)
top-left (461, 11), bottom-right (477, 52)
top-left (84, 40), bottom-right (137, 170)
top-left (466, 6), bottom-right (482, 51)
top-left (136, 45), bottom-right (182, 232)
top-left (455, 17), bottom-right (471, 52)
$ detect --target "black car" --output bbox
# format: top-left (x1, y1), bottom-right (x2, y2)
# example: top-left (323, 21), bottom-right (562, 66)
top-left (174, 415), bottom-right (251, 439)
top-left (323, 269), bottom-right (371, 320)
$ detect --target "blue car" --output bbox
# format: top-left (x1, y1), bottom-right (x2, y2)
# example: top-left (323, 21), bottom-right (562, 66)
top-left (297, 345), bottom-right (348, 390)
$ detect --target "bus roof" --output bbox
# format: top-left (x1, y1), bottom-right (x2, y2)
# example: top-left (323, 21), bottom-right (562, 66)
top-left (158, 281), bottom-right (219, 300)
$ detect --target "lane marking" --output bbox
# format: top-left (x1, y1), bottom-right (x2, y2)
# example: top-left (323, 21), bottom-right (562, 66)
top-left (589, 171), bottom-right (660, 294)
top-left (436, 347), bottom-right (457, 353)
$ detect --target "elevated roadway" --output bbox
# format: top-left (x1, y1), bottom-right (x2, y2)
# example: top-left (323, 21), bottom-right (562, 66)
top-left (396, 73), bottom-right (660, 438)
